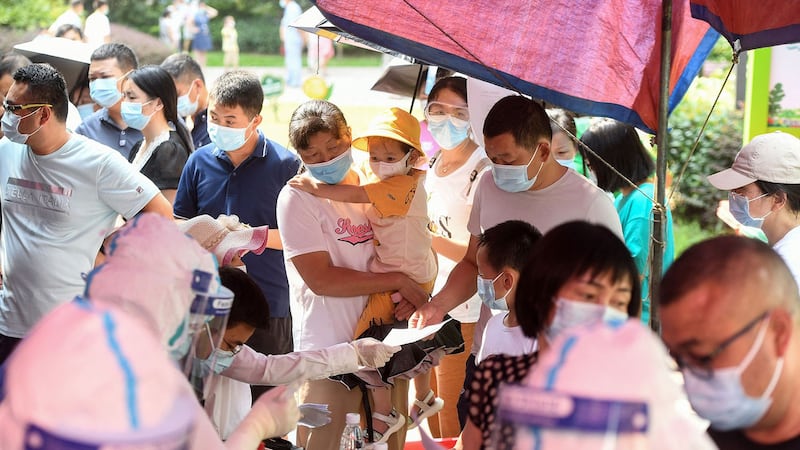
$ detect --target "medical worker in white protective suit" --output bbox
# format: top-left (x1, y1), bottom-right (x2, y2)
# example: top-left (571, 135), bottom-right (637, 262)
top-left (178, 214), bottom-right (401, 439)
top-left (0, 297), bottom-right (297, 449)
top-left (0, 213), bottom-right (299, 448)
top-left (493, 319), bottom-right (717, 450)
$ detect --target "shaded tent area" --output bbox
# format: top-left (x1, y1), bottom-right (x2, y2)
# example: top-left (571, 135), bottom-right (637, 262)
top-left (311, 0), bottom-right (718, 134)
top-left (308, 0), bottom-right (800, 329)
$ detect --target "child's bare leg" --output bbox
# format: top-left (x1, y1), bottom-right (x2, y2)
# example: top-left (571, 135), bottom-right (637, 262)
top-left (412, 370), bottom-right (433, 416)
top-left (371, 387), bottom-right (393, 434)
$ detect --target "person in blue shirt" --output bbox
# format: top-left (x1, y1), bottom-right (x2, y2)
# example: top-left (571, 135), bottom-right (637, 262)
top-left (580, 119), bottom-right (675, 325)
top-left (174, 70), bottom-right (300, 403)
top-left (75, 43), bottom-right (143, 160)
top-left (161, 53), bottom-right (211, 149)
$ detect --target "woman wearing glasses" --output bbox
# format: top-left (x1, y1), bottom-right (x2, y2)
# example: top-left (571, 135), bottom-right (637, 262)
top-left (121, 65), bottom-right (194, 204)
top-left (423, 76), bottom-right (490, 437)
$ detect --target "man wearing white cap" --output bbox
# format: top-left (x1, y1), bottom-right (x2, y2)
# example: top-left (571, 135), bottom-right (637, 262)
top-left (707, 131), bottom-right (800, 290)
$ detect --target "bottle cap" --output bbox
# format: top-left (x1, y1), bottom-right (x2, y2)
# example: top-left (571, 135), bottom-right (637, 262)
top-left (345, 413), bottom-right (361, 425)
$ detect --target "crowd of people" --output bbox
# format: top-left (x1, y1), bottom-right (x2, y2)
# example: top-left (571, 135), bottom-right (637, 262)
top-left (0, 24), bottom-right (798, 450)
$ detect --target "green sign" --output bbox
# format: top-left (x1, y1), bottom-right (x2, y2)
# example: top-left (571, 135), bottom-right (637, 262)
top-left (744, 45), bottom-right (800, 143)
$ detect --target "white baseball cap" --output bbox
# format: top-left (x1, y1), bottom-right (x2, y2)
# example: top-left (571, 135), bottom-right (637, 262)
top-left (707, 131), bottom-right (800, 190)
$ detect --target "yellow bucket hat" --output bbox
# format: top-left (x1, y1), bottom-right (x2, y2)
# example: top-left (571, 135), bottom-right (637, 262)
top-left (352, 107), bottom-right (422, 153)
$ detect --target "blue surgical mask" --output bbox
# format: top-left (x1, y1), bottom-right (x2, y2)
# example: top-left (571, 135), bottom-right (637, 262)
top-left (89, 77), bottom-right (122, 108)
top-left (729, 191), bottom-right (772, 229)
top-left (177, 83), bottom-right (198, 117)
top-left (427, 115), bottom-right (469, 149)
top-left (198, 348), bottom-right (236, 376)
top-left (492, 146), bottom-right (544, 193)
top-left (682, 318), bottom-right (783, 431)
top-left (1, 108), bottom-right (43, 144)
top-left (556, 158), bottom-right (575, 170)
top-left (305, 149), bottom-right (354, 185)
top-left (76, 103), bottom-right (96, 120)
top-left (120, 101), bottom-right (156, 130)
top-left (477, 272), bottom-right (508, 310)
top-left (208, 121), bottom-right (253, 152)
top-left (545, 298), bottom-right (627, 342)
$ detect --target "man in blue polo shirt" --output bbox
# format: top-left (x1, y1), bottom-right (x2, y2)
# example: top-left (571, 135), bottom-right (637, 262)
top-left (75, 43), bottom-right (142, 160)
top-left (174, 70), bottom-right (300, 402)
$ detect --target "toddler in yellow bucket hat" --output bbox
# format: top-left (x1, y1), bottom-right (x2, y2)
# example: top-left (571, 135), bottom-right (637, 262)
top-left (289, 107), bottom-right (459, 442)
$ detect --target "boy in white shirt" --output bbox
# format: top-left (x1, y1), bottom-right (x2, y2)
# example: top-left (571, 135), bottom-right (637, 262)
top-left (475, 220), bottom-right (541, 363)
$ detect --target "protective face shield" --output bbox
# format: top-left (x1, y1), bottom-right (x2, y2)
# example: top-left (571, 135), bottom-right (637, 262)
top-left (178, 269), bottom-right (234, 402)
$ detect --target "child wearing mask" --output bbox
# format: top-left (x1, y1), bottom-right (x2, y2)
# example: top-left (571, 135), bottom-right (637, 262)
top-left (289, 107), bottom-right (451, 443)
top-left (474, 220), bottom-right (541, 363)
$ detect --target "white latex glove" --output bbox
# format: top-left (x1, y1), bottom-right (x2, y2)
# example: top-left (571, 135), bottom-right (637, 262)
top-left (224, 385), bottom-right (300, 448)
top-left (352, 338), bottom-right (401, 368)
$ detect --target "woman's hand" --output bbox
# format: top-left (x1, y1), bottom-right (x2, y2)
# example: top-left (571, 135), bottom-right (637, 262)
top-left (288, 175), bottom-right (319, 193)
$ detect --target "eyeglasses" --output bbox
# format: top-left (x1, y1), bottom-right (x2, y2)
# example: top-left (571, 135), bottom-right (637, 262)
top-left (4, 102), bottom-right (52, 112)
top-left (222, 338), bottom-right (243, 355)
top-left (3, 102), bottom-right (52, 113)
top-left (672, 310), bottom-right (769, 379)
top-left (424, 101), bottom-right (470, 122)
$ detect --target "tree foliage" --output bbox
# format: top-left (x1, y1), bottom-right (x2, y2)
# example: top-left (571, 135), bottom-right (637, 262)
top-left (0, 0), bottom-right (63, 30)
top-left (668, 75), bottom-right (742, 229)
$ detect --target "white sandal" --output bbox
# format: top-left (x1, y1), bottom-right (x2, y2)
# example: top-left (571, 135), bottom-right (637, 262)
top-left (408, 390), bottom-right (444, 429)
top-left (370, 408), bottom-right (406, 444)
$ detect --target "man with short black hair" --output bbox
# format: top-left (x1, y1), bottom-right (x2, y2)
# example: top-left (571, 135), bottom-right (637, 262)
top-left (0, 63), bottom-right (172, 364)
top-left (661, 235), bottom-right (800, 448)
top-left (174, 70), bottom-right (301, 402)
top-left (75, 43), bottom-right (142, 159)
top-left (161, 53), bottom-right (211, 148)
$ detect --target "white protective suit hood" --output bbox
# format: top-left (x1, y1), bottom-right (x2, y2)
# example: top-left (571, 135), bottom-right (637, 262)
top-left (84, 213), bottom-right (228, 348)
top-left (494, 319), bottom-right (716, 450)
top-left (0, 300), bottom-right (196, 449)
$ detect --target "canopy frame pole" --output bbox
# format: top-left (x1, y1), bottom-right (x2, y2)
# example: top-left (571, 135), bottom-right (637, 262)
top-left (650, 0), bottom-right (672, 334)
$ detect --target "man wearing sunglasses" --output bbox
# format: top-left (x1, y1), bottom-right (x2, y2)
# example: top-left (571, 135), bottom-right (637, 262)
top-left (660, 235), bottom-right (800, 448)
top-left (0, 63), bottom-right (172, 364)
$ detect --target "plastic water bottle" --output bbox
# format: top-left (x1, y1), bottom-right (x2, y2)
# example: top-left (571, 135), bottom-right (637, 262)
top-left (339, 413), bottom-right (364, 450)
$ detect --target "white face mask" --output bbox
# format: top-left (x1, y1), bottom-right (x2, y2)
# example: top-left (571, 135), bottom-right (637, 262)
top-left (369, 151), bottom-right (412, 180)
top-left (682, 317), bottom-right (784, 431)
top-left (1, 108), bottom-right (44, 144)
top-left (476, 272), bottom-right (509, 310)
top-left (491, 146), bottom-right (544, 193)
top-left (208, 121), bottom-right (253, 152)
top-left (545, 297), bottom-right (627, 343)
top-left (177, 82), bottom-right (199, 117)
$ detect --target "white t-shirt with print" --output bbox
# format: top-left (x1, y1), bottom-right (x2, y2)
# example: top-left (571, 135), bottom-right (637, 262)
top-left (773, 225), bottom-right (800, 293)
top-left (277, 177), bottom-right (375, 351)
top-left (425, 147), bottom-right (488, 323)
top-left (477, 312), bottom-right (537, 364)
top-left (0, 134), bottom-right (159, 337)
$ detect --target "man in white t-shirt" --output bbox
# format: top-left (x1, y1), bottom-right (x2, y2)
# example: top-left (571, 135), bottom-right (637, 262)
top-left (409, 95), bottom-right (623, 332)
top-left (84, 0), bottom-right (111, 49)
top-left (0, 63), bottom-right (172, 364)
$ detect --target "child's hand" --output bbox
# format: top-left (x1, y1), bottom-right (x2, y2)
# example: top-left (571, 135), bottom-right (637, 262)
top-left (288, 175), bottom-right (319, 194)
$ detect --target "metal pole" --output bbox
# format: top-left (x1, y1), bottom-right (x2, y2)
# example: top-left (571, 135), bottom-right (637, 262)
top-left (650, 0), bottom-right (672, 335)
